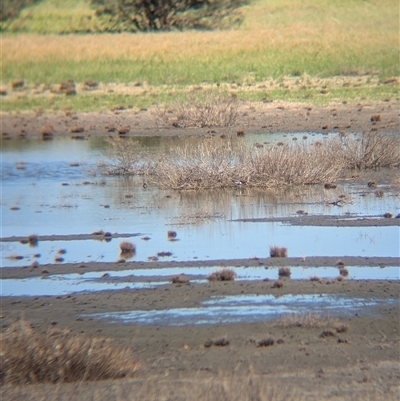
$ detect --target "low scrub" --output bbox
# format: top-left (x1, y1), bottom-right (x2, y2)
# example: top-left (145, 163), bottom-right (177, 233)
top-left (155, 94), bottom-right (239, 128)
top-left (338, 131), bottom-right (400, 169)
top-left (92, 0), bottom-right (248, 32)
top-left (0, 319), bottom-right (139, 385)
top-left (208, 268), bottom-right (236, 281)
top-left (270, 246), bottom-right (288, 258)
top-left (102, 133), bottom-right (399, 190)
top-left (100, 137), bottom-right (149, 176)
top-left (273, 314), bottom-right (349, 332)
top-left (278, 267), bottom-right (291, 277)
top-left (147, 138), bottom-right (343, 190)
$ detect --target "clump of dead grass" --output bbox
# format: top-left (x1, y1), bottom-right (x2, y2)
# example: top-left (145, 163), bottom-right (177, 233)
top-left (171, 275), bottom-right (190, 284)
top-left (28, 234), bottom-right (38, 247)
top-left (270, 246), bottom-right (288, 258)
top-left (278, 267), bottom-right (291, 277)
top-left (273, 314), bottom-right (349, 333)
top-left (154, 94), bottom-right (239, 128)
top-left (120, 241), bottom-right (136, 255)
top-left (208, 268), bottom-right (236, 281)
top-left (0, 319), bottom-right (139, 385)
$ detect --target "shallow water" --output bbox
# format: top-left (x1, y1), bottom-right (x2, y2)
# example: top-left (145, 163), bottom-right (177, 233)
top-left (2, 135), bottom-right (399, 268)
top-left (86, 294), bottom-right (399, 326)
top-left (2, 266), bottom-right (398, 297)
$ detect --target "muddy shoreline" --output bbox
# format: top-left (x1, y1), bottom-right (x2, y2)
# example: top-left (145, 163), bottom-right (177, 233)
top-left (1, 256), bottom-right (399, 279)
top-left (1, 102), bottom-right (399, 139)
top-left (2, 279), bottom-right (400, 399)
top-left (2, 103), bottom-right (399, 400)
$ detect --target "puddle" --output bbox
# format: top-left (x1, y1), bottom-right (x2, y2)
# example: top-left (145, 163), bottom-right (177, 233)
top-left (2, 136), bottom-right (399, 267)
top-left (2, 266), bottom-right (398, 297)
top-left (0, 274), bottom-right (170, 297)
top-left (2, 224), bottom-right (399, 268)
top-left (86, 294), bottom-right (399, 326)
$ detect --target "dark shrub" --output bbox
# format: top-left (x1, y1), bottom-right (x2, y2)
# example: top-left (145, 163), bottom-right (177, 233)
top-left (91, 0), bottom-right (249, 32)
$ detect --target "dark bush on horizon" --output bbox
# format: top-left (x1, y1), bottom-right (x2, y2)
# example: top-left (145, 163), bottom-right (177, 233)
top-left (1, 0), bottom-right (40, 23)
top-left (91, 0), bottom-right (249, 32)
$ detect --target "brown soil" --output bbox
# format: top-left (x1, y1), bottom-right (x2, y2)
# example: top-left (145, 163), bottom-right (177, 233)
top-left (1, 102), bottom-right (399, 139)
top-left (1, 103), bottom-right (400, 400)
top-left (2, 280), bottom-right (399, 400)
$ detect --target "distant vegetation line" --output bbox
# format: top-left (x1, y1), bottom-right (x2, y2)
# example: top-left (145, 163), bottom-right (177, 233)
top-left (0, 0), bottom-right (398, 111)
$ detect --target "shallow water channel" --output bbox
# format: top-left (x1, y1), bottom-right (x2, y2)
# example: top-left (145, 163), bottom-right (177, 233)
top-left (2, 265), bottom-right (399, 297)
top-left (86, 294), bottom-right (399, 326)
top-left (2, 133), bottom-right (399, 271)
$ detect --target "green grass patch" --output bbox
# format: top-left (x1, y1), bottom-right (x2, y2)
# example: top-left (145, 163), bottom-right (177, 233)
top-left (2, 84), bottom-right (398, 113)
top-left (1, 0), bottom-right (398, 111)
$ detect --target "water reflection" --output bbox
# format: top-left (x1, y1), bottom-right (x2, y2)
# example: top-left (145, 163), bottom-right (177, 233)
top-left (2, 266), bottom-right (398, 297)
top-left (2, 136), bottom-right (399, 266)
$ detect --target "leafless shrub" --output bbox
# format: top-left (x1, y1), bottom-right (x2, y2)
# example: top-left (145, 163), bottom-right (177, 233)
top-left (309, 276), bottom-right (321, 282)
top-left (154, 94), bottom-right (239, 128)
top-left (337, 131), bottom-right (400, 169)
top-left (99, 137), bottom-right (149, 176)
top-left (270, 246), bottom-right (288, 258)
top-left (0, 319), bottom-right (139, 385)
top-left (271, 281), bottom-right (283, 288)
top-left (278, 267), bottom-right (291, 277)
top-left (148, 137), bottom-right (344, 190)
top-left (208, 268), bottom-right (236, 281)
top-left (102, 133), bottom-right (399, 190)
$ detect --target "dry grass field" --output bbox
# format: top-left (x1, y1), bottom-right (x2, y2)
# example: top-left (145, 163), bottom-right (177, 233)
top-left (1, 0), bottom-right (398, 111)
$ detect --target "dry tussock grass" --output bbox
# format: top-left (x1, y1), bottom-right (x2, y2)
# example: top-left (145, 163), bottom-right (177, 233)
top-left (0, 319), bottom-right (139, 385)
top-left (4, 371), bottom-right (398, 401)
top-left (273, 314), bottom-right (349, 332)
top-left (271, 247), bottom-right (288, 258)
top-left (208, 268), bottom-right (236, 281)
top-left (2, 14), bottom-right (396, 64)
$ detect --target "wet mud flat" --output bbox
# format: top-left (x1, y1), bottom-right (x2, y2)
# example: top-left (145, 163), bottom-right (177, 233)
top-left (1, 102), bottom-right (399, 139)
top-left (1, 118), bottom-right (400, 399)
top-left (2, 279), bottom-right (400, 400)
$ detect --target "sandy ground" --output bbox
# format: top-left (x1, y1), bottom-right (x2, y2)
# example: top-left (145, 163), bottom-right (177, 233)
top-left (1, 103), bottom-right (400, 400)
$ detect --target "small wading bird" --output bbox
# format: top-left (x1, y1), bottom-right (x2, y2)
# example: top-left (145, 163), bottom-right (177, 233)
top-left (233, 180), bottom-right (245, 186)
